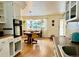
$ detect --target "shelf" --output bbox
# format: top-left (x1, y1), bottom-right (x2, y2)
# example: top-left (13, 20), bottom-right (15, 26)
top-left (15, 41), bottom-right (21, 52)
top-left (0, 15), bottom-right (4, 17)
top-left (71, 1), bottom-right (76, 8)
top-left (70, 5), bottom-right (76, 19)
top-left (0, 21), bottom-right (6, 24)
top-left (0, 22), bottom-right (6, 24)
top-left (71, 3), bottom-right (76, 9)
top-left (15, 50), bottom-right (21, 56)
top-left (66, 17), bottom-right (79, 22)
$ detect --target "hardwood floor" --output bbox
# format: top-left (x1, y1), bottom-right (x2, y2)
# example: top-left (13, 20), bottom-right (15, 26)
top-left (16, 38), bottom-right (55, 57)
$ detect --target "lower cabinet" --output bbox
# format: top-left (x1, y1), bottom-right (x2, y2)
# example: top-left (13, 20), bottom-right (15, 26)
top-left (0, 36), bottom-right (21, 57)
top-left (53, 37), bottom-right (60, 57)
top-left (0, 40), bottom-right (10, 57)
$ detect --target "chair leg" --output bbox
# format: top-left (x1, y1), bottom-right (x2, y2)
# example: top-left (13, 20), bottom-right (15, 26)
top-left (32, 39), bottom-right (37, 44)
top-left (24, 40), bottom-right (28, 41)
top-left (24, 39), bottom-right (28, 44)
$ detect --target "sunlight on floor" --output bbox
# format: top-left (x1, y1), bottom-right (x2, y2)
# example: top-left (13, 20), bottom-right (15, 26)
top-left (16, 38), bottom-right (55, 57)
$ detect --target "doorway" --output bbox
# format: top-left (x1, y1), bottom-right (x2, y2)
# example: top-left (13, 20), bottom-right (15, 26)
top-left (59, 19), bottom-right (66, 36)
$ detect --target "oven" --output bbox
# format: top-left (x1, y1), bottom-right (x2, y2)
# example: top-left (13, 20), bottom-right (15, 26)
top-left (13, 19), bottom-right (22, 38)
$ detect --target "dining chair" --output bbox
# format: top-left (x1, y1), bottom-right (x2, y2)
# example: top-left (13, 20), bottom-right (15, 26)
top-left (32, 33), bottom-right (38, 44)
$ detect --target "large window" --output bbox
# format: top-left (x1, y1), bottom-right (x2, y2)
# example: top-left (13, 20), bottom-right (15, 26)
top-left (23, 19), bottom-right (47, 31)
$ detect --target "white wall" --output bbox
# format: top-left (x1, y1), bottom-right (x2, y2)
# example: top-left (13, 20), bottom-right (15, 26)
top-left (43, 16), bottom-right (61, 37)
top-left (22, 14), bottom-right (63, 37)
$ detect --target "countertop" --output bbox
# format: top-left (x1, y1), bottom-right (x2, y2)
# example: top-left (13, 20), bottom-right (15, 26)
top-left (54, 36), bottom-right (79, 57)
top-left (55, 36), bottom-right (79, 46)
top-left (0, 35), bottom-right (13, 39)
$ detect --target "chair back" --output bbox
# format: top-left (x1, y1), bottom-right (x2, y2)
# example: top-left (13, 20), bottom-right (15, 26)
top-left (32, 33), bottom-right (38, 39)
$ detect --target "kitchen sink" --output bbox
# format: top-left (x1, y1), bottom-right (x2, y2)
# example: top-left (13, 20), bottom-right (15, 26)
top-left (58, 45), bottom-right (79, 57)
top-left (62, 46), bottom-right (78, 57)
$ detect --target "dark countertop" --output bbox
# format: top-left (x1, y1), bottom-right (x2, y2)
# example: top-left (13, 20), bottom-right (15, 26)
top-left (0, 35), bottom-right (13, 39)
top-left (54, 36), bottom-right (79, 57)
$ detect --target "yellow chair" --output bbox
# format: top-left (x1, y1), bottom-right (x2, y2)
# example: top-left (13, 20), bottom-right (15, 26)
top-left (32, 33), bottom-right (38, 44)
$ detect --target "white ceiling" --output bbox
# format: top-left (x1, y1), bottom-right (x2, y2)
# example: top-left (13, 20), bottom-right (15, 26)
top-left (21, 1), bottom-right (65, 16)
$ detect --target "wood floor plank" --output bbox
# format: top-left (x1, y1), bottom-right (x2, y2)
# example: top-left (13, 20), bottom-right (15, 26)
top-left (15, 38), bottom-right (55, 57)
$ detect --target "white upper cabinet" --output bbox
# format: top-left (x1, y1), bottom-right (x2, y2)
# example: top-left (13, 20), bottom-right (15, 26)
top-left (12, 2), bottom-right (21, 19)
top-left (3, 1), bottom-right (26, 34)
top-left (0, 1), bottom-right (26, 24)
top-left (65, 1), bottom-right (79, 22)
top-left (66, 1), bottom-right (70, 12)
top-left (12, 1), bottom-right (27, 20)
top-left (0, 2), bottom-right (6, 23)
top-left (3, 1), bottom-right (14, 35)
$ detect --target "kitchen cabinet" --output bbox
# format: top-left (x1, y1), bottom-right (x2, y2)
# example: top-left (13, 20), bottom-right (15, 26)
top-left (3, 1), bottom-right (21, 35)
top-left (0, 1), bottom-right (21, 24)
top-left (0, 1), bottom-right (26, 24)
top-left (0, 36), bottom-right (22, 57)
top-left (0, 40), bottom-right (9, 57)
top-left (3, 1), bottom-right (26, 35)
top-left (65, 1), bottom-right (79, 22)
top-left (15, 41), bottom-right (21, 55)
top-left (65, 1), bottom-right (70, 20)
top-left (13, 2), bottom-right (21, 19)
top-left (0, 2), bottom-right (6, 23)
top-left (13, 1), bottom-right (26, 20)
top-left (0, 36), bottom-right (13, 57)
top-left (3, 1), bottom-right (14, 35)
top-left (53, 37), bottom-right (60, 57)
top-left (9, 37), bottom-right (22, 57)
top-left (65, 1), bottom-right (79, 37)
top-left (7, 1), bottom-right (26, 19)
top-left (14, 37), bottom-right (21, 55)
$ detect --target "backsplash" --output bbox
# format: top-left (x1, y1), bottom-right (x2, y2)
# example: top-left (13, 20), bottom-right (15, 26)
top-left (66, 22), bottom-right (79, 37)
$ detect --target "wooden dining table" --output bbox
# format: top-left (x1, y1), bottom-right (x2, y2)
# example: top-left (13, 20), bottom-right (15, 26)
top-left (24, 31), bottom-right (41, 44)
